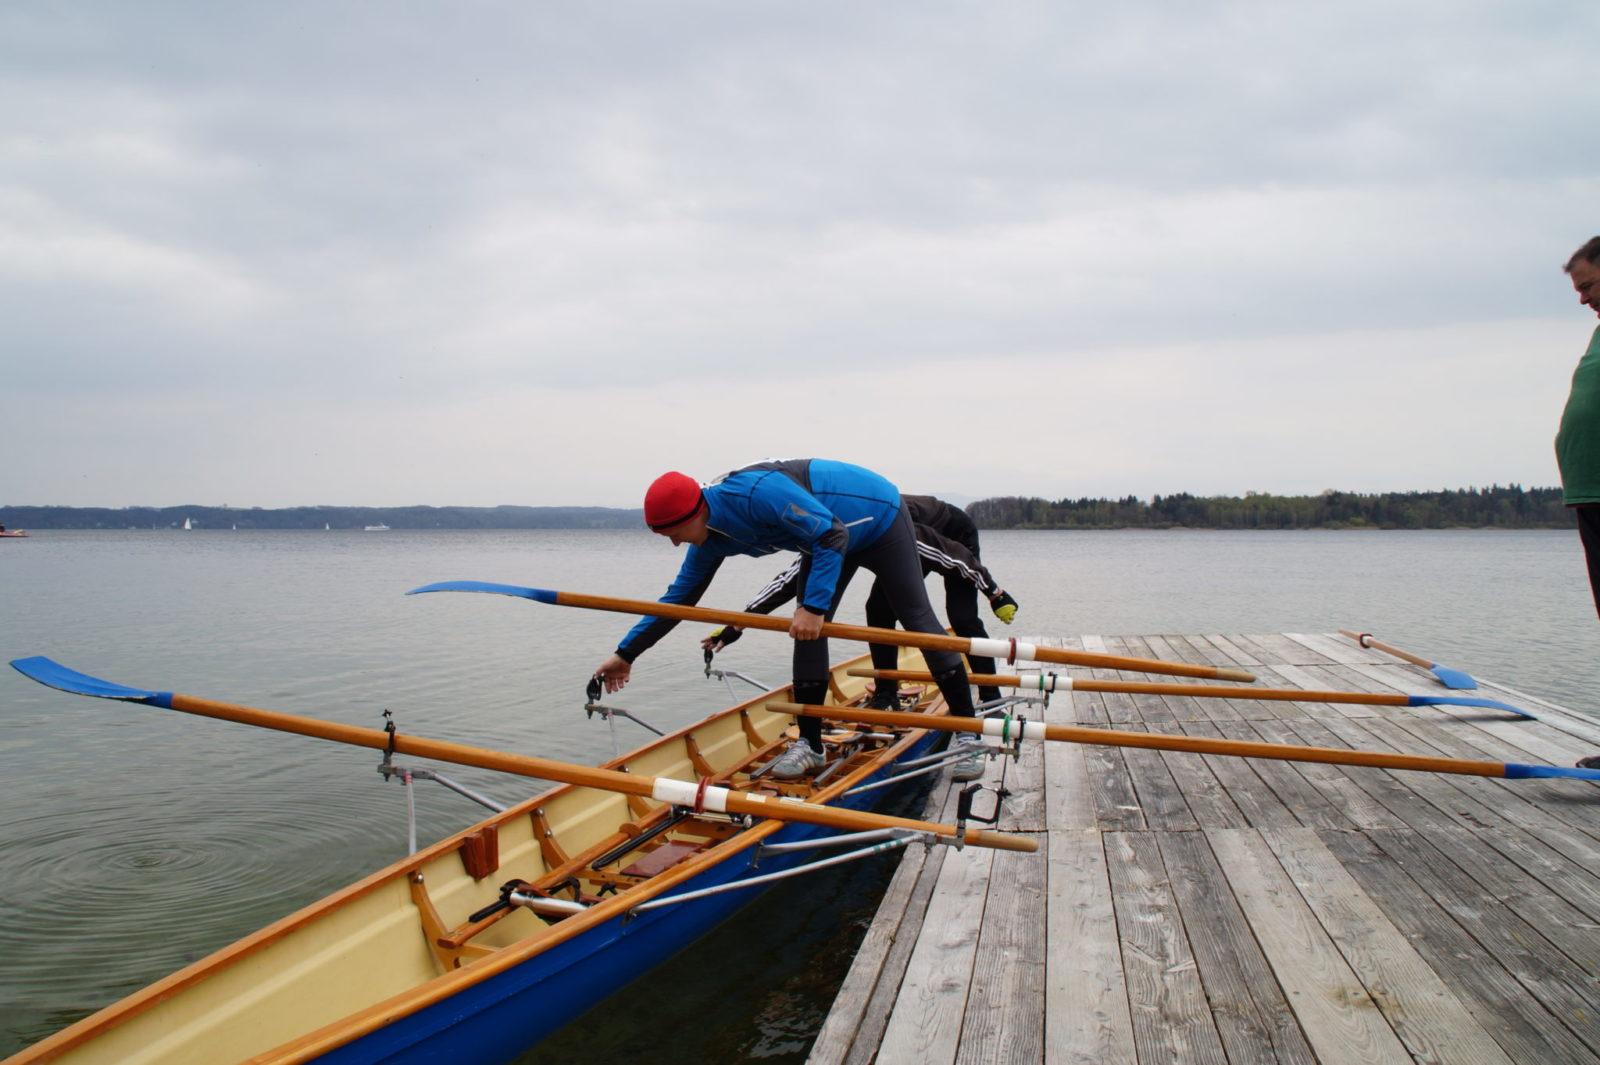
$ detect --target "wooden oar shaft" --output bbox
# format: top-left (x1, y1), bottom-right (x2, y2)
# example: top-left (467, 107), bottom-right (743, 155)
top-left (773, 702), bottom-right (1505, 779)
top-left (851, 668), bottom-right (1412, 707)
top-left (165, 692), bottom-right (1036, 852)
top-left (1339, 629), bottom-right (1432, 668)
top-left (554, 590), bottom-right (1255, 683)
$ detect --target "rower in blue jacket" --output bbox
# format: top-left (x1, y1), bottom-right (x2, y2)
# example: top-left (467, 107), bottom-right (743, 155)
top-left (702, 494), bottom-right (1020, 707)
top-left (591, 459), bottom-right (983, 780)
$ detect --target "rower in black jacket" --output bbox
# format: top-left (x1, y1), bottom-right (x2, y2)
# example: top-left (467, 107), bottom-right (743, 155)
top-left (704, 495), bottom-right (1019, 705)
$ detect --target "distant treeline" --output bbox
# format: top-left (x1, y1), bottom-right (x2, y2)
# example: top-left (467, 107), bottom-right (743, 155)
top-left (1, 504), bottom-right (644, 531)
top-left (4, 486), bottom-right (1576, 532)
top-left (966, 486), bottom-right (1575, 530)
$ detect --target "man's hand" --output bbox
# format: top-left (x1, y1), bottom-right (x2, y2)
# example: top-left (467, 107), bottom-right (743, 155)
top-left (990, 590), bottom-right (1019, 625)
top-left (700, 625), bottom-right (743, 653)
top-left (593, 654), bottom-right (632, 693)
top-left (789, 606), bottom-right (825, 640)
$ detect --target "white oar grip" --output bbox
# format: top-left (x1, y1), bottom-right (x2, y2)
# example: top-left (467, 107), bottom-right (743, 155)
top-left (1019, 673), bottom-right (1071, 692)
top-left (651, 777), bottom-right (729, 813)
top-left (970, 637), bottom-right (1039, 664)
top-left (980, 717), bottom-right (1049, 741)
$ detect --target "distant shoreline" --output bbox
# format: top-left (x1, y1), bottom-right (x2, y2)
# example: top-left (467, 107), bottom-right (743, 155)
top-left (966, 485), bottom-right (1573, 531)
top-left (2, 485), bottom-right (1573, 531)
top-left (0, 504), bottom-right (644, 531)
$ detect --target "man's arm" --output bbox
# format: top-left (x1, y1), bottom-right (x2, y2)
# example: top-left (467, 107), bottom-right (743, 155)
top-left (614, 545), bottom-right (725, 663)
top-left (702, 559), bottom-right (803, 652)
top-left (914, 523), bottom-right (999, 597)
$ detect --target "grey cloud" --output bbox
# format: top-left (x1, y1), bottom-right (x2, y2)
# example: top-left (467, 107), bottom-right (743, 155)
top-left (2, 2), bottom-right (1596, 503)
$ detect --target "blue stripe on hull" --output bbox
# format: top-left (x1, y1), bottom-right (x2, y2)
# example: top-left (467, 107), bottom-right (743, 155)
top-left (315, 730), bottom-right (942, 1065)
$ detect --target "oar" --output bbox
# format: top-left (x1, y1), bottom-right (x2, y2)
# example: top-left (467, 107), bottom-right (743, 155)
top-left (849, 668), bottom-right (1534, 719)
top-left (771, 702), bottom-right (1600, 784)
top-left (9, 656), bottom-right (1035, 853)
top-left (407, 580), bottom-right (1257, 684)
top-left (1339, 629), bottom-right (1478, 690)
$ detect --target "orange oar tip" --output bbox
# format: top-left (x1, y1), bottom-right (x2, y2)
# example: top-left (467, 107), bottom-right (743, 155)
top-left (972, 831), bottom-right (1038, 853)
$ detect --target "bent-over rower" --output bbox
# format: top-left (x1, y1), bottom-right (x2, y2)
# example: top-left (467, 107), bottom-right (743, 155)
top-left (703, 494), bottom-right (1018, 711)
top-left (590, 460), bottom-right (984, 781)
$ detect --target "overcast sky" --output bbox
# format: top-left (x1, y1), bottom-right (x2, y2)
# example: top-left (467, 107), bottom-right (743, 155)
top-left (3, 2), bottom-right (1597, 508)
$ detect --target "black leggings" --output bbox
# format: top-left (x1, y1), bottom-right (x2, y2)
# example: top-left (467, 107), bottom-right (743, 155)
top-left (793, 508), bottom-right (971, 739)
top-left (866, 575), bottom-right (998, 702)
top-left (1577, 505), bottom-right (1600, 620)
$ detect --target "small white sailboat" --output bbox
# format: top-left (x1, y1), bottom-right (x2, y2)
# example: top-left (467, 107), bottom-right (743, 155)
top-left (181, 517), bottom-right (193, 531)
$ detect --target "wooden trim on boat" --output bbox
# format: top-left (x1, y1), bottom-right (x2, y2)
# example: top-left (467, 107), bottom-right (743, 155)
top-left (683, 731), bottom-right (716, 777)
top-left (407, 874), bottom-right (494, 971)
top-left (738, 709), bottom-right (764, 748)
top-left (530, 807), bottom-right (569, 868)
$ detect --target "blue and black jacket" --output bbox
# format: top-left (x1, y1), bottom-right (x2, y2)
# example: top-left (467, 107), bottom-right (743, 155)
top-left (615, 459), bottom-right (902, 661)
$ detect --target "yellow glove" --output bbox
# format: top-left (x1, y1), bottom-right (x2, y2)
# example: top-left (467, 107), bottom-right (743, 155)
top-left (702, 625), bottom-right (743, 652)
top-left (990, 590), bottom-right (1018, 625)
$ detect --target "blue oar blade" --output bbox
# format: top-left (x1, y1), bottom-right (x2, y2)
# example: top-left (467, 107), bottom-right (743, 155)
top-left (407, 580), bottom-right (557, 603)
top-left (1409, 694), bottom-right (1535, 720)
top-left (1505, 763), bottom-right (1600, 782)
top-left (1429, 663), bottom-right (1478, 690)
top-left (10, 656), bottom-right (173, 707)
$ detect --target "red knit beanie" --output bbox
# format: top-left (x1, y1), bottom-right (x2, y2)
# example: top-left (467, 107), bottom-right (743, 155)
top-left (644, 471), bottom-right (705, 531)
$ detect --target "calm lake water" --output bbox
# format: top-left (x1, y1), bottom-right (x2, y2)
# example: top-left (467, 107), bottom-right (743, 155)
top-left (3, 528), bottom-right (1598, 1059)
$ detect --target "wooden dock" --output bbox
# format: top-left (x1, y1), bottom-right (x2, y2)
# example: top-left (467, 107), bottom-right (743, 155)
top-left (806, 633), bottom-right (1600, 1065)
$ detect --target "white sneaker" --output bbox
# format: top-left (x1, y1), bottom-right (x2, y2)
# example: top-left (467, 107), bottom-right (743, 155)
top-left (769, 740), bottom-right (825, 780)
top-left (950, 735), bottom-right (986, 782)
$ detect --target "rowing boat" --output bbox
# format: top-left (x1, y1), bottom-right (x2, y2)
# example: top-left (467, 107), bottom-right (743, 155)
top-left (7, 645), bottom-right (968, 1064)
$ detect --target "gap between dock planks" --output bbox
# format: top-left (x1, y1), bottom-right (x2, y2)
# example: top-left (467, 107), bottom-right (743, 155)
top-left (808, 634), bottom-right (1600, 1065)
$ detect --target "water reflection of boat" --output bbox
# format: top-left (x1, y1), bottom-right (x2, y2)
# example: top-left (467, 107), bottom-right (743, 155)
top-left (363, 523), bottom-right (391, 532)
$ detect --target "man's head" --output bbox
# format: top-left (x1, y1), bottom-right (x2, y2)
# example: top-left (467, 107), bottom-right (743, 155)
top-left (1566, 236), bottom-right (1600, 320)
top-left (644, 471), bottom-right (709, 546)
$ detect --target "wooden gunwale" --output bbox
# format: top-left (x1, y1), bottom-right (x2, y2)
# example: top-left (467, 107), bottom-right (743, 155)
top-left (15, 647), bottom-right (936, 1065)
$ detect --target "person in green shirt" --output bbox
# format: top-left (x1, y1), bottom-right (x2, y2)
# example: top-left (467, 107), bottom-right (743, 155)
top-left (1555, 235), bottom-right (1600, 618)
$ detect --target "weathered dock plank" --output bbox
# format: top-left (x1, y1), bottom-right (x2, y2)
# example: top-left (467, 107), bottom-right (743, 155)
top-left (1321, 827), bottom-right (1600, 1064)
top-left (1209, 827), bottom-right (1414, 1065)
top-left (874, 838), bottom-right (995, 1063)
top-left (1159, 830), bottom-right (1318, 1065)
top-left (956, 845), bottom-right (1047, 1065)
top-left (809, 633), bottom-right (1600, 1065)
top-left (1106, 830), bottom-right (1229, 1065)
top-left (1045, 829), bottom-right (1134, 1065)
top-left (1259, 825), bottom-right (1516, 1065)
